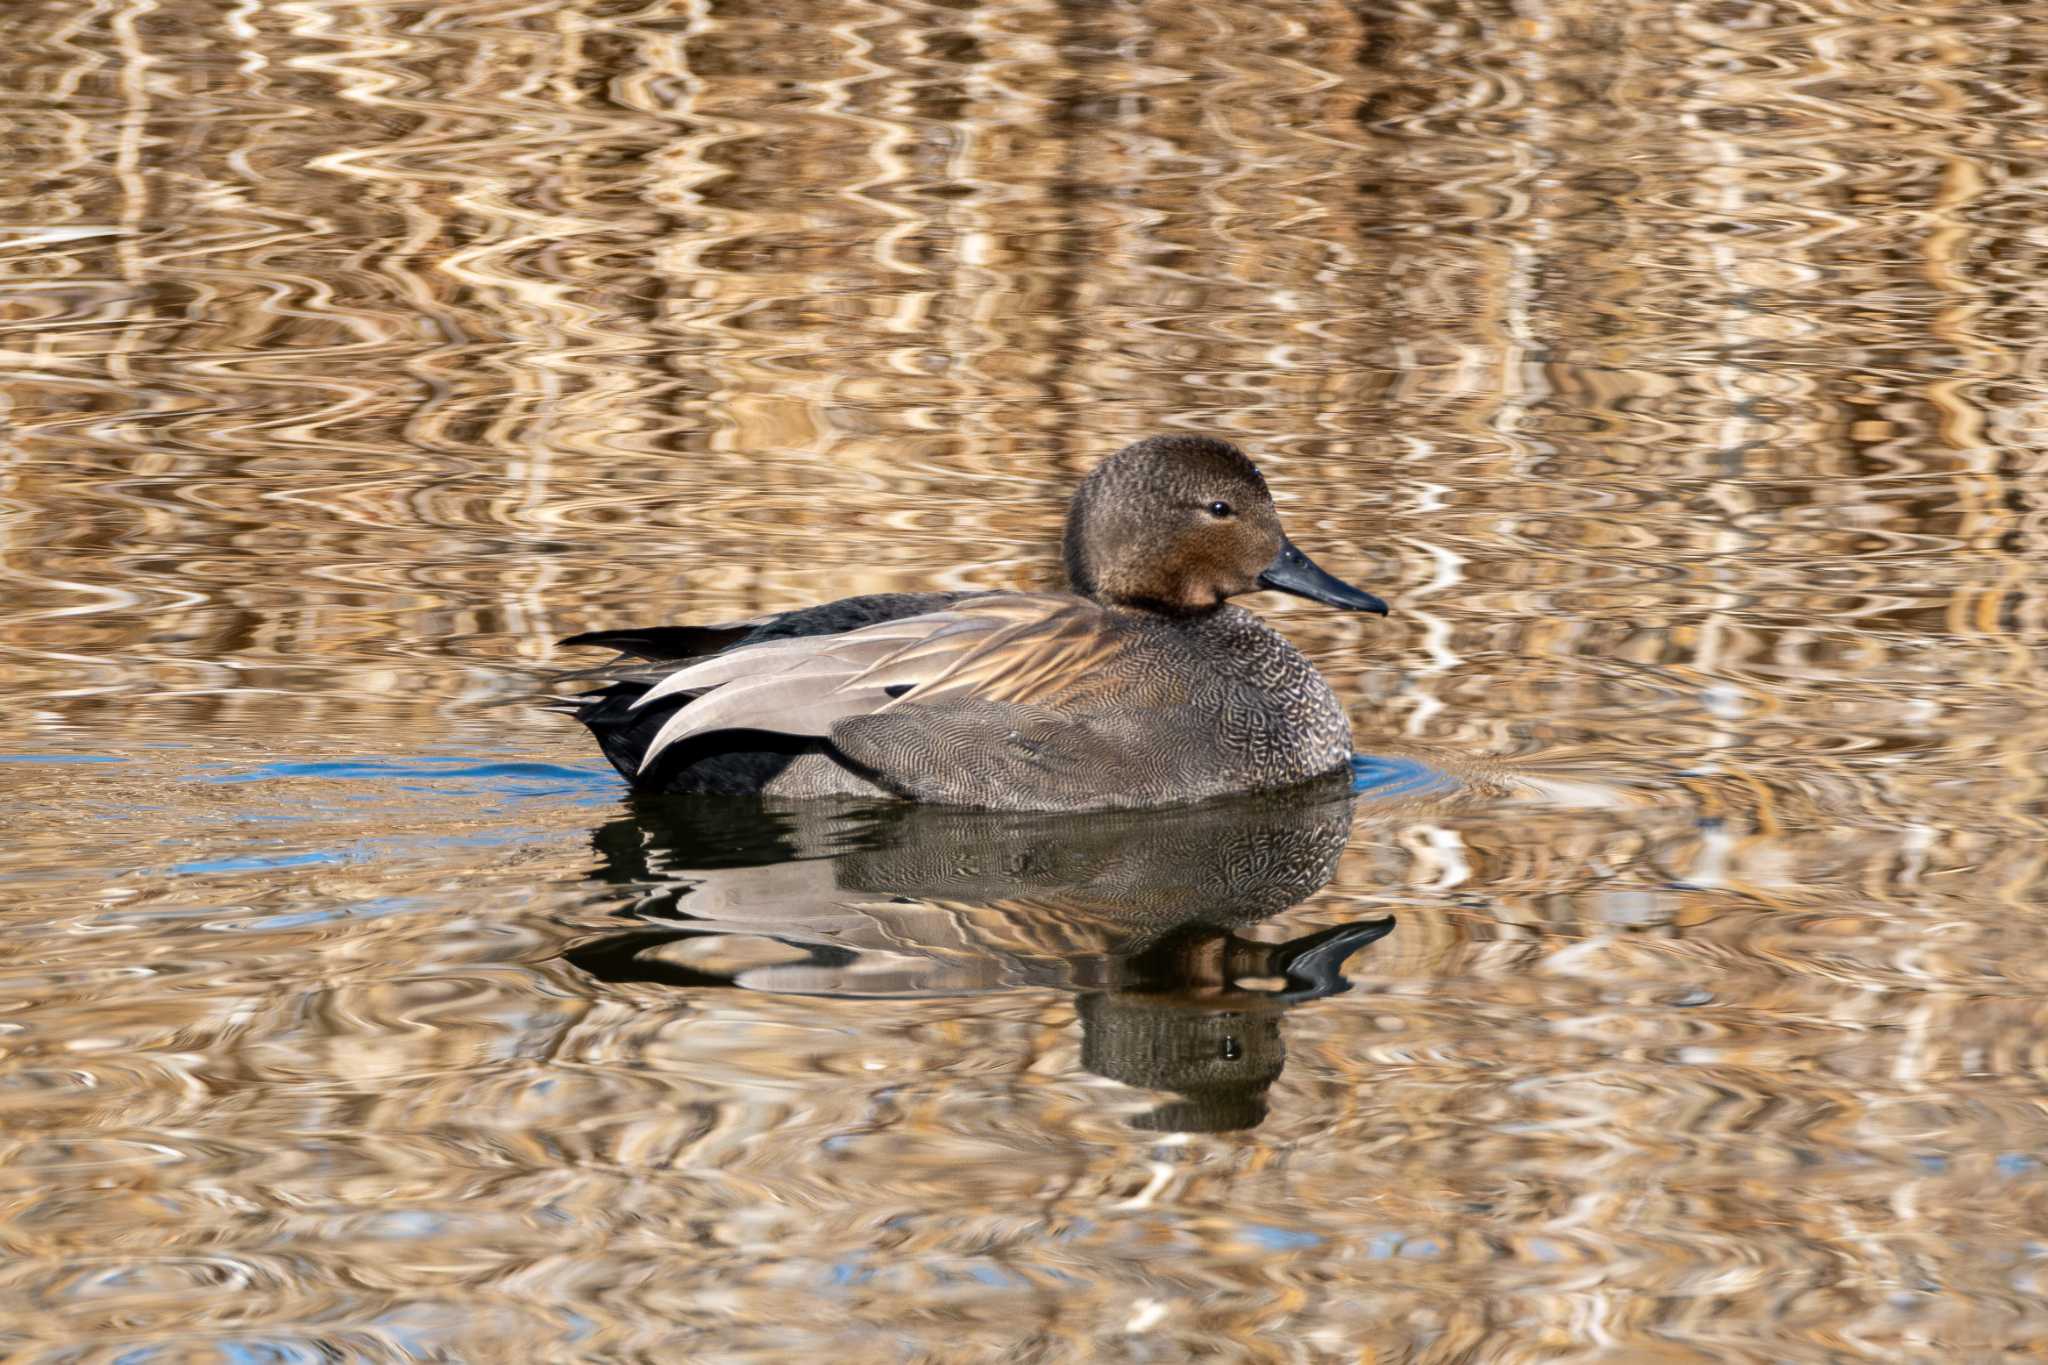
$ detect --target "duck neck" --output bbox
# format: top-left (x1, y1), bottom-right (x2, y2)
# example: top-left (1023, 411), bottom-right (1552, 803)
top-left (1088, 590), bottom-right (1228, 622)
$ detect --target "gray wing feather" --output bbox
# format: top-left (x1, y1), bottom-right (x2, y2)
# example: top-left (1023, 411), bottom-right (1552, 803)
top-left (631, 595), bottom-right (1090, 774)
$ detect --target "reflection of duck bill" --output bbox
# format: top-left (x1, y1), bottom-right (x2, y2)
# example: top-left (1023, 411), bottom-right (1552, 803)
top-left (1106, 916), bottom-right (1396, 1006)
top-left (1080, 915), bottom-right (1396, 1134)
top-left (1266, 916), bottom-right (1396, 1002)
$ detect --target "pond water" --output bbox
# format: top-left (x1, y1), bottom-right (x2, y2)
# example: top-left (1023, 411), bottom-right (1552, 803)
top-left (5, 0), bottom-right (2048, 1358)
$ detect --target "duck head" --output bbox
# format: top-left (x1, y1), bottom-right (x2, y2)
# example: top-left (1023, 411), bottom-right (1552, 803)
top-left (1063, 435), bottom-right (1391, 617)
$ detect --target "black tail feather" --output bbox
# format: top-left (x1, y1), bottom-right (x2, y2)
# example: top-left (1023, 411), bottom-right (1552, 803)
top-left (568, 680), bottom-right (817, 793)
top-left (570, 680), bottom-right (678, 781)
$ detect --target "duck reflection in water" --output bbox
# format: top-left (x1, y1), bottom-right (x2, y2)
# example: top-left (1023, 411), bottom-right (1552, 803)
top-left (564, 773), bottom-right (1391, 1132)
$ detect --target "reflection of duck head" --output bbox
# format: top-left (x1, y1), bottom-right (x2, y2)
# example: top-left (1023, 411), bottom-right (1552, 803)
top-left (1077, 915), bottom-right (1393, 1131)
top-left (566, 771), bottom-right (1393, 1131)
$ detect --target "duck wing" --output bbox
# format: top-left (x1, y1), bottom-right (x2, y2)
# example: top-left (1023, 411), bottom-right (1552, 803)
top-left (558, 591), bottom-right (977, 677)
top-left (628, 593), bottom-right (1151, 784)
top-left (553, 591), bottom-right (994, 784)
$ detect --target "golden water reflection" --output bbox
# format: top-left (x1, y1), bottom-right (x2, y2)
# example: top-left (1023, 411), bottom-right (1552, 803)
top-left (4, 0), bottom-right (2048, 1357)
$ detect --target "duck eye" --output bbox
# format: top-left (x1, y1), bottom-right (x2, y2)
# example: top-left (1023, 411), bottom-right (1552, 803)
top-left (1207, 500), bottom-right (1233, 518)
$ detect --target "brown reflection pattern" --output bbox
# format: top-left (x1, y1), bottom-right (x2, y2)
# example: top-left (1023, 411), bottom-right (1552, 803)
top-left (567, 782), bottom-right (1395, 1132)
top-left (4, 0), bottom-right (2048, 1358)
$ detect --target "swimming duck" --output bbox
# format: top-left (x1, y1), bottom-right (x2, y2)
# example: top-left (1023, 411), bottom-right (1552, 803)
top-left (556, 434), bottom-right (1389, 810)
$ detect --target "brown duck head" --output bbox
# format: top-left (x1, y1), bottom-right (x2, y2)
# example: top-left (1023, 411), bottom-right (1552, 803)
top-left (1062, 435), bottom-right (1391, 617)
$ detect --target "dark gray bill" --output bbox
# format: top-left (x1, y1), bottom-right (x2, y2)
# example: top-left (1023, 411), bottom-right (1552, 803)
top-left (1258, 539), bottom-right (1390, 614)
top-left (1266, 916), bottom-right (1397, 1002)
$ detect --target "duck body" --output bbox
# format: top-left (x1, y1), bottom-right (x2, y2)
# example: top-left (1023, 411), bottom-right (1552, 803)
top-left (566, 591), bottom-right (1353, 809)
top-left (556, 436), bottom-right (1387, 812)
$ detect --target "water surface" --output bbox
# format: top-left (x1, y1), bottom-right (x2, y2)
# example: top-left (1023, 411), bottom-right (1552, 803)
top-left (5, 0), bottom-right (2048, 1358)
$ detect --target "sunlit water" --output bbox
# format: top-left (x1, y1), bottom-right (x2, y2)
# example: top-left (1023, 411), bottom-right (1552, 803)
top-left (5, 0), bottom-right (2048, 1358)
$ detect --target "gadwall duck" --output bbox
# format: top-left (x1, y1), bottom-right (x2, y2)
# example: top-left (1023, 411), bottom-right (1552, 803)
top-left (556, 435), bottom-right (1389, 810)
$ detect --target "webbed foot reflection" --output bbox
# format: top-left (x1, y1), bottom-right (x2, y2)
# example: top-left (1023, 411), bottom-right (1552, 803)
top-left (563, 775), bottom-right (1393, 1131)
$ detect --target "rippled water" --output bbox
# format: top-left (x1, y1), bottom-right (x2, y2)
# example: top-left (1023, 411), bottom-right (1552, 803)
top-left (6, 0), bottom-right (2048, 1357)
